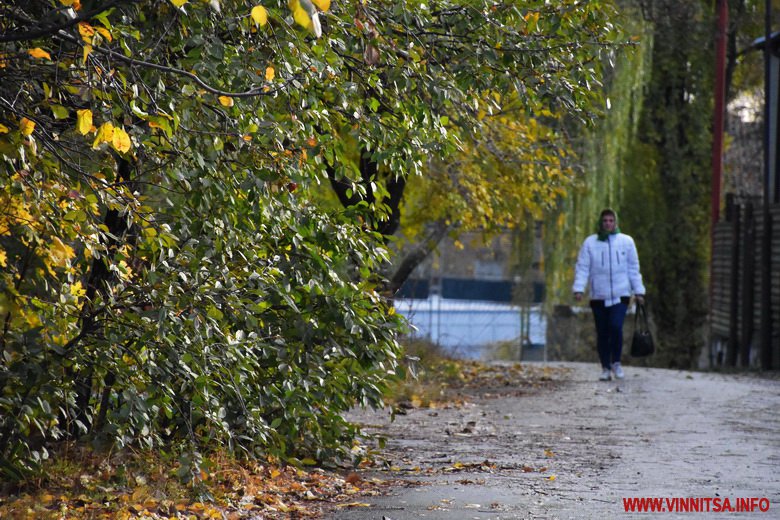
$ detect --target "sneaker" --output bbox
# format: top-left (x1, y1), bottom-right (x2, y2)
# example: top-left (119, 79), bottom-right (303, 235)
top-left (599, 368), bottom-right (612, 381)
top-left (612, 362), bottom-right (625, 379)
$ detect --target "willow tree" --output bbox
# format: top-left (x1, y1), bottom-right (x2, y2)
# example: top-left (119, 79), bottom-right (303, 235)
top-left (618, 0), bottom-right (715, 368)
top-left (543, 0), bottom-right (717, 369)
top-left (0, 0), bottom-right (621, 479)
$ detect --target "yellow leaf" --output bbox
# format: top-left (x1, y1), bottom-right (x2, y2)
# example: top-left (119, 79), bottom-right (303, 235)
top-left (0, 248), bottom-right (6, 267)
top-left (49, 237), bottom-right (75, 267)
top-left (170, 0), bottom-right (188, 7)
top-left (70, 281), bottom-right (86, 297)
top-left (96, 27), bottom-right (113, 42)
top-left (251, 5), bottom-right (268, 27)
top-left (311, 0), bottom-right (330, 11)
top-left (112, 127), bottom-right (132, 153)
top-left (28, 48), bottom-right (51, 60)
top-left (0, 123), bottom-right (9, 134)
top-left (289, 0), bottom-right (312, 30)
top-left (265, 66), bottom-right (275, 82)
top-left (19, 118), bottom-right (35, 136)
top-left (76, 109), bottom-right (93, 135)
top-left (78, 22), bottom-right (95, 41)
top-left (294, 7), bottom-right (312, 30)
top-left (82, 44), bottom-right (92, 64)
top-left (93, 122), bottom-right (114, 149)
top-left (218, 96), bottom-right (234, 107)
top-left (548, 474), bottom-right (557, 481)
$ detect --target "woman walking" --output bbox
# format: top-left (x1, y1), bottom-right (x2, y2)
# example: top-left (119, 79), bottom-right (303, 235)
top-left (573, 209), bottom-right (645, 381)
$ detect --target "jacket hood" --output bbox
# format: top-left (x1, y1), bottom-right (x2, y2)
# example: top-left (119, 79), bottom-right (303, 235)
top-left (597, 208), bottom-right (621, 241)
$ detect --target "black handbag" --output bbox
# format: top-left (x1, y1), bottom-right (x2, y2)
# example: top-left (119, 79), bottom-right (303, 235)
top-left (630, 302), bottom-right (654, 357)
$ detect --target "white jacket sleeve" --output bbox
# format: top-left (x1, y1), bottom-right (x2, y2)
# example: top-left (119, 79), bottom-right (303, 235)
top-left (626, 236), bottom-right (646, 295)
top-left (572, 237), bottom-right (591, 294)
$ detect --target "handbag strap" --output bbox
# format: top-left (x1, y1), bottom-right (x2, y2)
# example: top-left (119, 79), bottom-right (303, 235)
top-left (634, 302), bottom-right (649, 332)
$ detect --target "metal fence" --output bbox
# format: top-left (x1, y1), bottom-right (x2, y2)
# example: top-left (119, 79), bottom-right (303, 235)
top-left (395, 295), bottom-right (546, 360)
top-left (710, 196), bottom-right (780, 368)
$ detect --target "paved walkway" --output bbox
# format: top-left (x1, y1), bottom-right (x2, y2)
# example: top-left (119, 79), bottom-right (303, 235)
top-left (333, 362), bottom-right (780, 519)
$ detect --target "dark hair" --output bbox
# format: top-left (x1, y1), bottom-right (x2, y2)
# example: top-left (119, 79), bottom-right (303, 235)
top-left (600, 208), bottom-right (616, 219)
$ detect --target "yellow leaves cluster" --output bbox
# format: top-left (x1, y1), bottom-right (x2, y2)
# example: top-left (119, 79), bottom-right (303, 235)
top-left (1, 109), bottom-right (119, 150)
top-left (75, 19), bottom-right (112, 63)
top-left (91, 121), bottom-right (132, 153)
top-left (0, 194), bottom-right (33, 238)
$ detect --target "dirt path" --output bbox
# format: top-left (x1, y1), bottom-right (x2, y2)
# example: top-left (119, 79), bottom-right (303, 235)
top-left (332, 362), bottom-right (780, 519)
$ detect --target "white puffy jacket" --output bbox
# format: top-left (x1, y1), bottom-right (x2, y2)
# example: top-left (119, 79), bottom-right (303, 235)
top-left (572, 233), bottom-right (645, 305)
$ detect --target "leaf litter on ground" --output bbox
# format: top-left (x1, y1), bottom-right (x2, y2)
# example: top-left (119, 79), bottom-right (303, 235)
top-left (388, 348), bottom-right (570, 412)
top-left (0, 351), bottom-right (567, 519)
top-left (0, 447), bottom-right (387, 519)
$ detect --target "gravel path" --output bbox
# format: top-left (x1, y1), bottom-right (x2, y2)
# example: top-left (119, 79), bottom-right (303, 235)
top-left (331, 362), bottom-right (780, 519)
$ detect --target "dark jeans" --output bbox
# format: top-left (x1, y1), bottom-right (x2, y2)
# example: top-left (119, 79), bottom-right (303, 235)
top-left (590, 300), bottom-right (628, 369)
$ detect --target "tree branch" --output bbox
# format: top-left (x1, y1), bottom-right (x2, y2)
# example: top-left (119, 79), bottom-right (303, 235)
top-left (8, 4), bottom-right (290, 99)
top-left (386, 219), bottom-right (452, 295)
top-left (0, 1), bottom-right (132, 42)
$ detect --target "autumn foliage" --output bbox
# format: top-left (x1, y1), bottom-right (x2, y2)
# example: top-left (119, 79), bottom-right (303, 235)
top-left (0, 0), bottom-right (618, 484)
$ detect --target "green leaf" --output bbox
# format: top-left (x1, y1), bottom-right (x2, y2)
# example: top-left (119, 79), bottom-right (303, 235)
top-left (50, 105), bottom-right (69, 119)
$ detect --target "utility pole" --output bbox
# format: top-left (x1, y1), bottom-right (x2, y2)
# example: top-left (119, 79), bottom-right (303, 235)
top-left (710, 0), bottom-right (728, 366)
